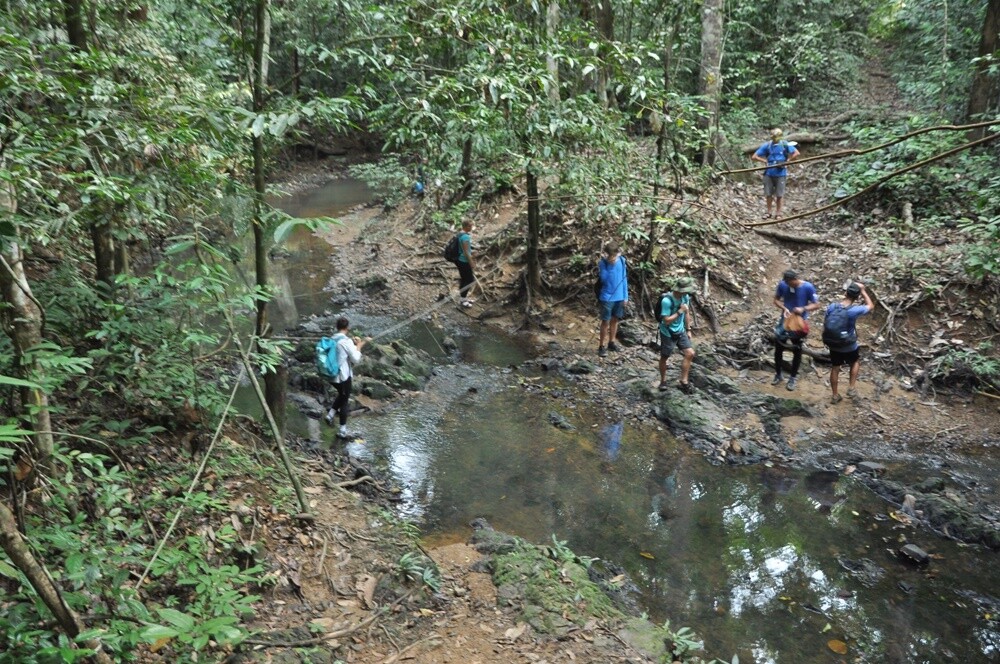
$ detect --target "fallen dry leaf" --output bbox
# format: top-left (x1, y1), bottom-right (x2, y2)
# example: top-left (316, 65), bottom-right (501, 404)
top-left (827, 639), bottom-right (848, 655)
top-left (356, 574), bottom-right (377, 609)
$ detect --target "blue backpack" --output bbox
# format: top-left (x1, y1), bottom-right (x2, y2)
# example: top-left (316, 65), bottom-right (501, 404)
top-left (315, 335), bottom-right (344, 378)
top-left (822, 304), bottom-right (856, 349)
top-left (765, 140), bottom-right (791, 165)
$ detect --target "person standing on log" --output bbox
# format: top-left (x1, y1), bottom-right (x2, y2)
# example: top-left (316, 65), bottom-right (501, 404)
top-left (751, 128), bottom-right (799, 219)
top-left (772, 269), bottom-right (819, 391)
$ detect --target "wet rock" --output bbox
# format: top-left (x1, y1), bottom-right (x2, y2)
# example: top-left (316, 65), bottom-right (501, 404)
top-left (837, 556), bottom-right (885, 587)
top-left (615, 320), bottom-right (646, 347)
top-left (469, 518), bottom-right (519, 554)
top-left (291, 340), bottom-right (316, 363)
top-left (355, 377), bottom-right (394, 400)
top-left (899, 544), bottom-right (930, 565)
top-left (538, 357), bottom-right (563, 371)
top-left (688, 365), bottom-right (741, 395)
top-left (566, 360), bottom-right (597, 375)
top-left (362, 339), bottom-right (433, 391)
top-left (646, 386), bottom-right (729, 451)
top-left (442, 336), bottom-right (458, 352)
top-left (288, 392), bottom-right (324, 419)
top-left (857, 461), bottom-right (887, 475)
top-left (355, 274), bottom-right (388, 292)
top-left (548, 411), bottom-right (576, 431)
top-left (914, 477), bottom-right (946, 493)
top-left (300, 320), bottom-right (324, 335)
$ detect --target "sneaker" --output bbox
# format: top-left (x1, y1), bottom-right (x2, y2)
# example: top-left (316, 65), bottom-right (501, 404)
top-left (771, 374), bottom-right (783, 386)
top-left (678, 382), bottom-right (693, 394)
top-left (598, 346), bottom-right (608, 358)
top-left (460, 299), bottom-right (473, 308)
top-left (607, 341), bottom-right (620, 352)
top-left (658, 381), bottom-right (669, 392)
top-left (846, 387), bottom-right (859, 399)
top-left (337, 427), bottom-right (355, 440)
top-left (324, 410), bottom-right (336, 426)
top-left (831, 394), bottom-right (843, 404)
top-left (786, 376), bottom-right (797, 391)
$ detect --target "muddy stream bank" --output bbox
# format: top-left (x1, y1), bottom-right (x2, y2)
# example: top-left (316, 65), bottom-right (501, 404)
top-left (239, 177), bottom-right (1000, 663)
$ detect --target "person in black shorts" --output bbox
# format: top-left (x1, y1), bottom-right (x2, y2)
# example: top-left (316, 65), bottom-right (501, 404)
top-left (823, 282), bottom-right (874, 404)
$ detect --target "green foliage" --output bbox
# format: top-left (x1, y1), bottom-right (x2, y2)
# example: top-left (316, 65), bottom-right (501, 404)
top-left (348, 157), bottom-right (413, 208)
top-left (395, 552), bottom-right (442, 592)
top-left (928, 342), bottom-right (1000, 390)
top-left (655, 620), bottom-right (704, 661)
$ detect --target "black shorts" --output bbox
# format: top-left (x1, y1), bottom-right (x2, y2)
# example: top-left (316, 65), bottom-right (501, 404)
top-left (829, 348), bottom-right (860, 367)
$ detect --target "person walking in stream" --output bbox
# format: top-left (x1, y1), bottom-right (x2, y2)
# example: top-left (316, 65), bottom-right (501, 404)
top-left (772, 269), bottom-right (820, 391)
top-left (658, 276), bottom-right (697, 393)
top-left (823, 281), bottom-right (874, 404)
top-left (318, 317), bottom-right (367, 439)
top-left (596, 241), bottom-right (628, 358)
top-left (456, 220), bottom-right (477, 308)
top-left (751, 128), bottom-right (799, 219)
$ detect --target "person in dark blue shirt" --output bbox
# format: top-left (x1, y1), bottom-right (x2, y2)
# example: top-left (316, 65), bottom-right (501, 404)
top-left (772, 269), bottom-right (820, 391)
top-left (824, 282), bottom-right (874, 404)
top-left (751, 128), bottom-right (799, 219)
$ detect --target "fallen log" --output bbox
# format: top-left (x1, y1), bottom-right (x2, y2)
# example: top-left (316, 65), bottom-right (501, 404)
top-left (752, 228), bottom-right (845, 248)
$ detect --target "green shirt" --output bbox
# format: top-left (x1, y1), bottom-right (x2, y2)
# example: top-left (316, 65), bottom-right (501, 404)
top-left (659, 294), bottom-right (689, 336)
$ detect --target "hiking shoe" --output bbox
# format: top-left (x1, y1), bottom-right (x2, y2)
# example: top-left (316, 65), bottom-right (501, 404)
top-left (786, 376), bottom-right (797, 391)
top-left (324, 410), bottom-right (336, 426)
top-left (771, 374), bottom-right (784, 386)
top-left (607, 342), bottom-right (620, 352)
top-left (598, 346), bottom-right (608, 358)
top-left (847, 387), bottom-right (859, 399)
top-left (337, 427), bottom-right (356, 440)
top-left (658, 381), bottom-right (669, 392)
top-left (678, 382), bottom-right (693, 394)
top-left (831, 394), bottom-right (843, 404)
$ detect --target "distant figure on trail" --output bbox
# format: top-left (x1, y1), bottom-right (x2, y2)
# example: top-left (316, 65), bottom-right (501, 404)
top-left (822, 282), bottom-right (873, 404)
top-left (596, 241), bottom-right (628, 358)
top-left (657, 276), bottom-right (697, 393)
top-left (412, 156), bottom-right (426, 198)
top-left (319, 317), bottom-right (367, 439)
top-left (751, 128), bottom-right (799, 219)
top-left (456, 220), bottom-right (476, 308)
top-left (772, 269), bottom-right (819, 392)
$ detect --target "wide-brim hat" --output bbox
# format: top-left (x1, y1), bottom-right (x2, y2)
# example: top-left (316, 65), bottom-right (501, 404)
top-left (673, 276), bottom-right (698, 294)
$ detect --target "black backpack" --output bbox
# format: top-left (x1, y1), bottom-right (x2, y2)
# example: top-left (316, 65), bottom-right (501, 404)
top-left (652, 293), bottom-right (672, 321)
top-left (822, 304), bottom-right (857, 348)
top-left (443, 234), bottom-right (461, 264)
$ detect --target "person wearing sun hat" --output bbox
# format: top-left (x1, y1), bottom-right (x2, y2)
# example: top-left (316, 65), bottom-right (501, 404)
top-left (658, 276), bottom-right (698, 393)
top-left (751, 128), bottom-right (799, 219)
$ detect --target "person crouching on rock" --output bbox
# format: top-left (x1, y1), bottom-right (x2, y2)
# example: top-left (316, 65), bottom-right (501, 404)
top-left (658, 277), bottom-right (697, 393)
top-left (823, 282), bottom-right (873, 404)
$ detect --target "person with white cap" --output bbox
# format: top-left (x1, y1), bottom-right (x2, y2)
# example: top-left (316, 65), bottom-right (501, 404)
top-left (751, 128), bottom-right (799, 219)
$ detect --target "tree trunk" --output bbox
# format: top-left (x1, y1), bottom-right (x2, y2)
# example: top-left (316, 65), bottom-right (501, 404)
top-left (698, 0), bottom-right (723, 166)
top-left (0, 503), bottom-right (113, 664)
top-left (545, 0), bottom-right (560, 104)
top-left (63, 0), bottom-right (87, 50)
top-left (594, 0), bottom-right (614, 108)
top-left (526, 166), bottom-right (542, 296)
top-left (251, 0), bottom-right (285, 424)
top-left (0, 183), bottom-right (54, 475)
top-left (966, 0), bottom-right (1000, 140)
top-left (90, 219), bottom-right (115, 290)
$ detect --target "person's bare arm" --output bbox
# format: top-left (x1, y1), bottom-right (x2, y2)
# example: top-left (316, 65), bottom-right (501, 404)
top-left (859, 284), bottom-right (874, 312)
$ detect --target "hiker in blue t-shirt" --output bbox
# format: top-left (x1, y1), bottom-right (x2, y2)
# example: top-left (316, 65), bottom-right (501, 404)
top-left (823, 282), bottom-right (874, 404)
top-left (751, 128), bottom-right (799, 219)
top-left (456, 220), bottom-right (476, 307)
top-left (658, 276), bottom-right (697, 393)
top-left (596, 242), bottom-right (628, 358)
top-left (772, 269), bottom-right (820, 391)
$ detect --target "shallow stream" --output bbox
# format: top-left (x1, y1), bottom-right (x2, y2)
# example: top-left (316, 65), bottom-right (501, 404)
top-left (253, 178), bottom-right (999, 663)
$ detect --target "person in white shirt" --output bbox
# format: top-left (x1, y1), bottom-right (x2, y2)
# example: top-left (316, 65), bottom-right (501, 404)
top-left (320, 317), bottom-right (367, 439)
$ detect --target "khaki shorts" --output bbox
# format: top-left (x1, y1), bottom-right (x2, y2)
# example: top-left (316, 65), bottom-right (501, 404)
top-left (763, 175), bottom-right (786, 197)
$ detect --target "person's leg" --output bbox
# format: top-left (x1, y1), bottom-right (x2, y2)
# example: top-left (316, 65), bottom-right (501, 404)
top-left (659, 332), bottom-right (674, 388)
top-left (598, 301), bottom-right (612, 355)
top-left (458, 262), bottom-right (474, 300)
top-left (599, 319), bottom-right (610, 347)
top-left (847, 353), bottom-right (862, 396)
top-left (608, 301), bottom-right (623, 350)
top-left (773, 342), bottom-right (784, 381)
top-left (333, 379), bottom-right (351, 426)
top-left (659, 356), bottom-right (668, 384)
top-left (774, 177), bottom-right (787, 218)
top-left (680, 347), bottom-right (695, 386)
top-left (830, 362), bottom-right (841, 398)
top-left (786, 339), bottom-right (803, 390)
